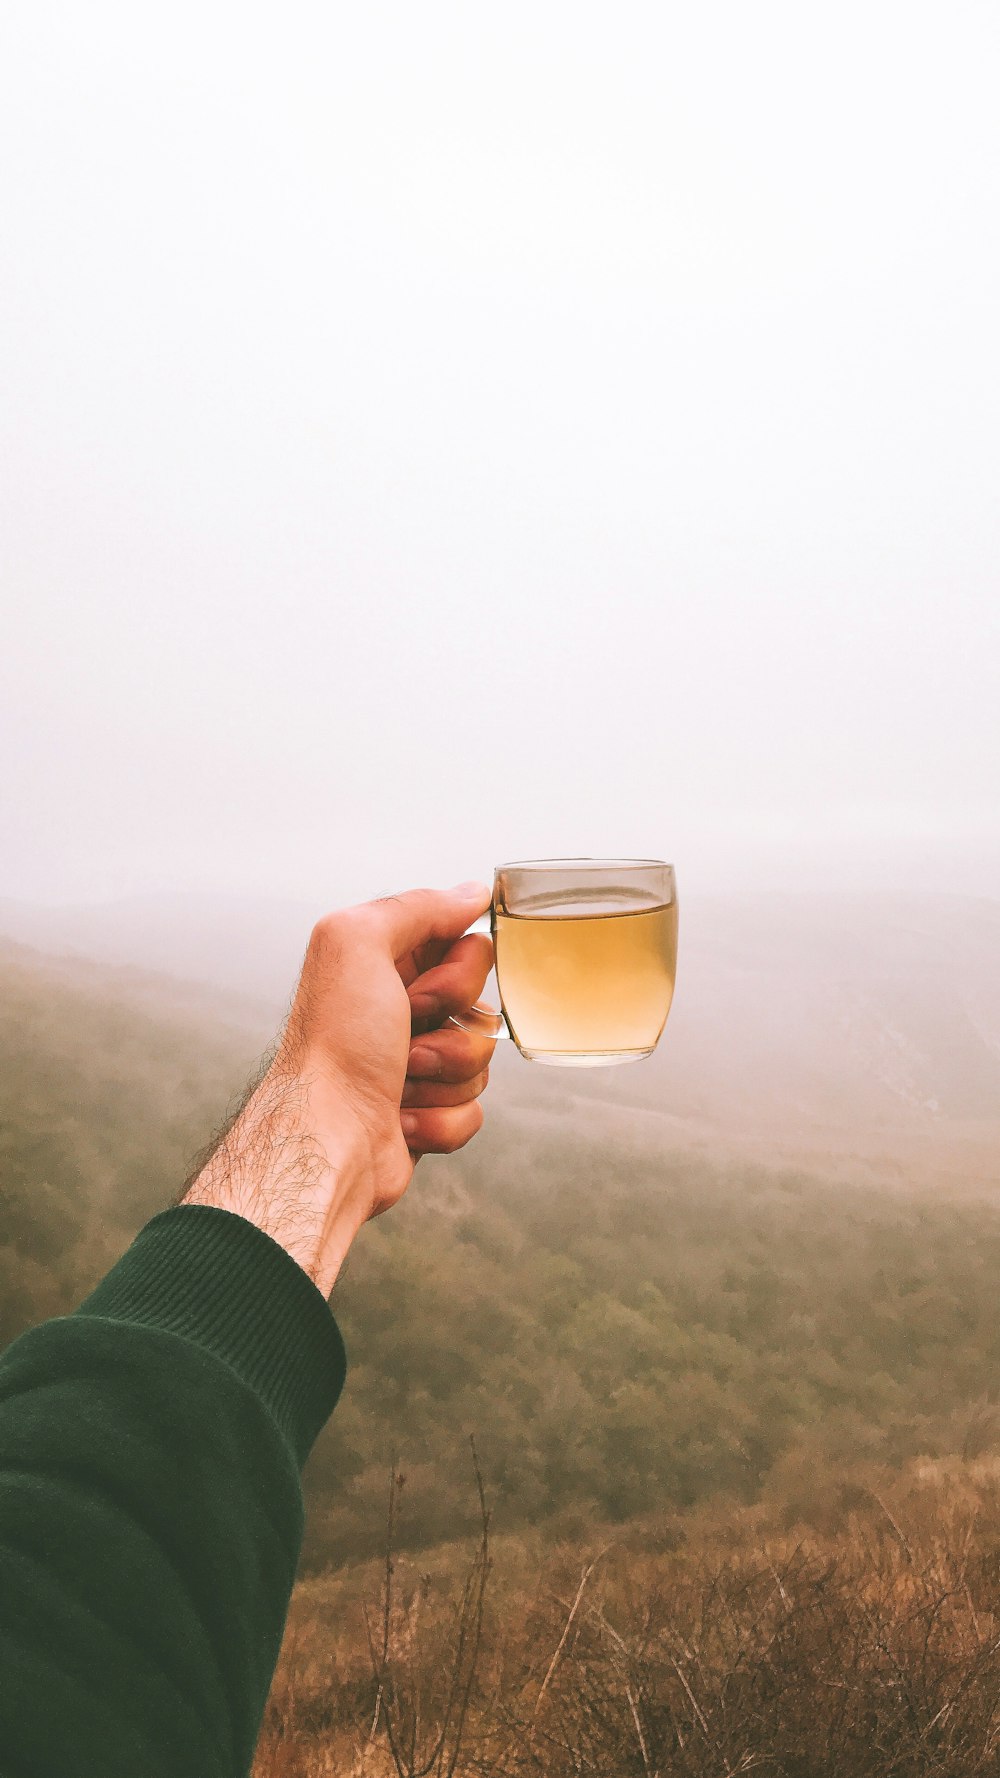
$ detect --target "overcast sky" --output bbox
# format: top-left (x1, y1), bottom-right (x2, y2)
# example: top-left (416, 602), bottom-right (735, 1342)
top-left (1, 0), bottom-right (998, 911)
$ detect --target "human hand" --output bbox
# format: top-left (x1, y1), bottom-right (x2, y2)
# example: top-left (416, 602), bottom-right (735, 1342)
top-left (182, 881), bottom-right (496, 1294)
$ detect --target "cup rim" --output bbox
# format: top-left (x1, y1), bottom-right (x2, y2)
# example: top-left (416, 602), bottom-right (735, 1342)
top-left (496, 856), bottom-right (674, 873)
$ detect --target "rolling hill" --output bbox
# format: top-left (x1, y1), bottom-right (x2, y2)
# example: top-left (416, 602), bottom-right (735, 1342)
top-left (3, 911), bottom-right (1000, 1564)
top-left (2, 889), bottom-right (997, 1187)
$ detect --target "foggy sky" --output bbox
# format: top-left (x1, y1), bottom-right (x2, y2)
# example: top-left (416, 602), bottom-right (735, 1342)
top-left (1, 0), bottom-right (998, 911)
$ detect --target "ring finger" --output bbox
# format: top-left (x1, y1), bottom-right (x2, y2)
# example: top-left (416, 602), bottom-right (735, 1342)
top-left (401, 1067), bottom-right (489, 1109)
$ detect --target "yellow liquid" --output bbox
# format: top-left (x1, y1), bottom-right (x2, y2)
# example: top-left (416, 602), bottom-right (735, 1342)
top-left (494, 900), bottom-right (678, 1063)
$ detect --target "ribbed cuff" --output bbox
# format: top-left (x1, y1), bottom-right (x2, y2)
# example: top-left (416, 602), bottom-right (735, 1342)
top-left (72, 1206), bottom-right (347, 1467)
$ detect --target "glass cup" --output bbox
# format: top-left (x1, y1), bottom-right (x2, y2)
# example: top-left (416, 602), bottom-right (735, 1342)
top-left (449, 858), bottom-right (678, 1066)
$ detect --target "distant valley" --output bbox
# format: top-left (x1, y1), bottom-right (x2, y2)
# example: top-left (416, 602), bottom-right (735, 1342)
top-left (1, 889), bottom-right (997, 1190)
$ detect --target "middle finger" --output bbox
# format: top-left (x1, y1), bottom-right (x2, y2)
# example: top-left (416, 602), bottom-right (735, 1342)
top-left (406, 1025), bottom-right (496, 1083)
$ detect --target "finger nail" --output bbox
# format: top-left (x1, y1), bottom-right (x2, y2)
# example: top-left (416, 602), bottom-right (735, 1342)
top-left (452, 880), bottom-right (491, 899)
top-left (400, 1110), bottom-right (420, 1139)
top-left (409, 995), bottom-right (443, 1021)
top-left (407, 1045), bottom-right (442, 1079)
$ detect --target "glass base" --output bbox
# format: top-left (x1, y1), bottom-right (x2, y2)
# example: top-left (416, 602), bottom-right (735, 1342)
top-left (520, 1046), bottom-right (655, 1068)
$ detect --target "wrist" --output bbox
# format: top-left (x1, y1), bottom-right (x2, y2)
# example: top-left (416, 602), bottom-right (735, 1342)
top-left (182, 1063), bottom-right (373, 1297)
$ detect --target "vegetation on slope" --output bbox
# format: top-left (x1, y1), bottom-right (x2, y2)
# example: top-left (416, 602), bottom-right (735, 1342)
top-left (0, 940), bottom-right (267, 1343)
top-left (4, 936), bottom-right (1000, 1570)
top-left (307, 1124), bottom-right (1000, 1564)
top-left (255, 1462), bottom-right (1000, 1776)
top-left (6, 933), bottom-right (1000, 1773)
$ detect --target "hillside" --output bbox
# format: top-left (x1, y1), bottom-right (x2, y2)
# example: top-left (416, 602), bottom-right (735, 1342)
top-left (4, 927), bottom-right (1000, 1573)
top-left (3, 889), bottom-right (997, 1186)
top-left (0, 938), bottom-right (270, 1343)
top-left (254, 1462), bottom-right (1000, 1777)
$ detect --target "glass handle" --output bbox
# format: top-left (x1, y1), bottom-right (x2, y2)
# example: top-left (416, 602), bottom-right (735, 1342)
top-left (447, 1003), bottom-right (511, 1040)
top-left (446, 912), bottom-right (512, 1040)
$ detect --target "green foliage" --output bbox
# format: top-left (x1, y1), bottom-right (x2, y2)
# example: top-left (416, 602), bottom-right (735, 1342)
top-left (302, 1126), bottom-right (1000, 1561)
top-left (0, 942), bottom-right (267, 1344)
top-left (5, 937), bottom-right (1000, 1572)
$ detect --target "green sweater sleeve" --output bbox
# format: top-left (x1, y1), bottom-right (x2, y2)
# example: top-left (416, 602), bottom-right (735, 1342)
top-left (0, 1205), bottom-right (347, 1778)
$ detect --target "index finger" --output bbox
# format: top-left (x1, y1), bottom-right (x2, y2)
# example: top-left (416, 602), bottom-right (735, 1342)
top-left (368, 882), bottom-right (492, 959)
top-left (407, 932), bottom-right (495, 1023)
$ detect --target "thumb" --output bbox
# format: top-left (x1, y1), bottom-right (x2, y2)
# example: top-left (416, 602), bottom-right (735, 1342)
top-left (371, 881), bottom-right (492, 957)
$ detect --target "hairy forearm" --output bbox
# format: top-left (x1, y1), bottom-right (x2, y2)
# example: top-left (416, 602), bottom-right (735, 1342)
top-left (182, 1061), bottom-right (372, 1297)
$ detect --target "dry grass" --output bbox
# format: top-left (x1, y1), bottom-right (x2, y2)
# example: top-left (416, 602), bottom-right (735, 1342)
top-left (254, 1462), bottom-right (1000, 1776)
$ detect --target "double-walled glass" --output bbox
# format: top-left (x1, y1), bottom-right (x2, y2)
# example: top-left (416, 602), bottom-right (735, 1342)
top-left (451, 858), bottom-right (678, 1067)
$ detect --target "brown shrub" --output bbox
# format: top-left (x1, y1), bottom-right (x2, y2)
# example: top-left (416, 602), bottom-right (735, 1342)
top-left (256, 1464), bottom-right (1000, 1777)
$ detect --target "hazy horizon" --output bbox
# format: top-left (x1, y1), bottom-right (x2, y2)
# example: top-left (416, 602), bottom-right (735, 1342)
top-left (2, 0), bottom-right (998, 910)
top-left (3, 885), bottom-right (998, 1202)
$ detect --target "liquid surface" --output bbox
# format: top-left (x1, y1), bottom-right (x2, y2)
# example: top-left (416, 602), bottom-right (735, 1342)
top-left (494, 902), bottom-right (678, 1056)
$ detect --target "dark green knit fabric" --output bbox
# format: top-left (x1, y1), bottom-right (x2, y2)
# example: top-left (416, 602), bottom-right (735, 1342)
top-left (0, 1206), bottom-right (347, 1778)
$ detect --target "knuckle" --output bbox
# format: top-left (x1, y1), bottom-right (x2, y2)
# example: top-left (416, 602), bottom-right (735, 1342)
top-left (376, 888), bottom-right (431, 911)
top-left (309, 913), bottom-right (333, 946)
top-left (310, 909), bottom-right (346, 948)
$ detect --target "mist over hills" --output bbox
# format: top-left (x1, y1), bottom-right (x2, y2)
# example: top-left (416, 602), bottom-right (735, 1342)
top-left (570, 892), bottom-right (1000, 1189)
top-left (1, 889), bottom-right (997, 1188)
top-left (6, 916), bottom-right (1000, 1566)
top-left (0, 892), bottom-right (315, 1011)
